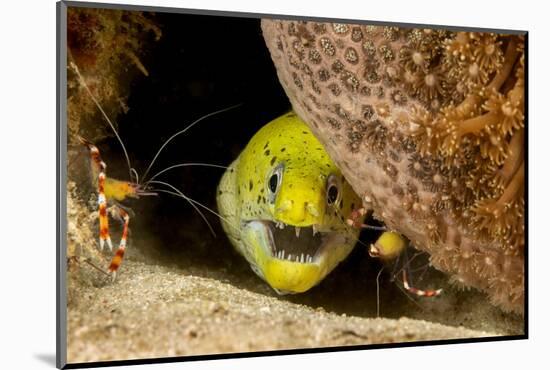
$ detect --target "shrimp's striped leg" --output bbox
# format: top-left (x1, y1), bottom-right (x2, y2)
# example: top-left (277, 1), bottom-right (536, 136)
top-left (98, 164), bottom-right (114, 251)
top-left (401, 270), bottom-right (442, 297)
top-left (78, 136), bottom-right (114, 251)
top-left (78, 136), bottom-right (105, 178)
top-left (107, 206), bottom-right (130, 280)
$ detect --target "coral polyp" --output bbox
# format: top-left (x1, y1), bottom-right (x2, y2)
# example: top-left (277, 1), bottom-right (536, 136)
top-left (262, 20), bottom-right (525, 313)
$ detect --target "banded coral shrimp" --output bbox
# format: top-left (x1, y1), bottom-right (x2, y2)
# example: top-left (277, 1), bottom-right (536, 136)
top-left (318, 202), bottom-right (444, 317)
top-left (68, 59), bottom-right (244, 281)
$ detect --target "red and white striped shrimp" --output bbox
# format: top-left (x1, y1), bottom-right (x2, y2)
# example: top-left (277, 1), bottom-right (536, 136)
top-left (347, 209), bottom-right (442, 314)
top-left (71, 59), bottom-right (240, 280)
top-left (77, 136), bottom-right (150, 279)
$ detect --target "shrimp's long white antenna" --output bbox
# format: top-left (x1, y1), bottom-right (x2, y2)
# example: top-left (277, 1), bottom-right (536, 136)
top-left (145, 162), bottom-right (228, 187)
top-left (148, 180), bottom-right (217, 237)
top-left (148, 180), bottom-right (240, 233)
top-left (141, 104), bottom-right (242, 183)
top-left (359, 225), bottom-right (387, 231)
top-left (376, 266), bottom-right (384, 317)
top-left (69, 60), bottom-right (136, 183)
top-left (131, 168), bottom-right (140, 186)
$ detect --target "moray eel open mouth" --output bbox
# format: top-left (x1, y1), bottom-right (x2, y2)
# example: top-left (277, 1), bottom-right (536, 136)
top-left (248, 221), bottom-right (339, 265)
top-left (242, 219), bottom-right (350, 294)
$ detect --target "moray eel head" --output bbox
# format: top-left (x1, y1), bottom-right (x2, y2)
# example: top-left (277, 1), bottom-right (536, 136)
top-left (217, 112), bottom-right (364, 294)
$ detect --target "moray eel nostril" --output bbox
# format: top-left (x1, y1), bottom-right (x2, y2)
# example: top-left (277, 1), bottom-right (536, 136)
top-left (216, 112), bottom-right (365, 293)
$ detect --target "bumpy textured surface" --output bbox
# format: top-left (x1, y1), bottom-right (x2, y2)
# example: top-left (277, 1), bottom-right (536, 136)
top-left (261, 20), bottom-right (524, 313)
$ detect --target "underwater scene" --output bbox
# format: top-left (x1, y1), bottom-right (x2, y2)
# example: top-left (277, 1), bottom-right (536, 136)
top-left (64, 5), bottom-right (525, 364)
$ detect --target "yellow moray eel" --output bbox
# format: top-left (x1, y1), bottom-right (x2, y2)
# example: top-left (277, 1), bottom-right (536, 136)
top-left (216, 112), bottom-right (364, 294)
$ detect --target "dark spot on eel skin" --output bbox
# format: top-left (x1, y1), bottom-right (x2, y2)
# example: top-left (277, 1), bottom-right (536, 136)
top-left (271, 157), bottom-right (277, 166)
top-left (249, 180), bottom-right (253, 191)
top-left (257, 195), bottom-right (261, 203)
top-left (265, 150), bottom-right (271, 156)
top-left (302, 131), bottom-right (308, 135)
top-left (264, 141), bottom-right (270, 149)
top-left (260, 188), bottom-right (264, 194)
top-left (281, 147), bottom-right (286, 152)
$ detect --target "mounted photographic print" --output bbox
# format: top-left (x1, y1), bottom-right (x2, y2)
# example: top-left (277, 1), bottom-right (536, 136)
top-left (56, 1), bottom-right (527, 368)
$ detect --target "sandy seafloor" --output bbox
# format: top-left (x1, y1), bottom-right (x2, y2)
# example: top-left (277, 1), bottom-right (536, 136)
top-left (66, 181), bottom-right (523, 365)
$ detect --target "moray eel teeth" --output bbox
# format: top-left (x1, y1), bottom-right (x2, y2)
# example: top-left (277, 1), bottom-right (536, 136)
top-left (245, 220), bottom-right (339, 266)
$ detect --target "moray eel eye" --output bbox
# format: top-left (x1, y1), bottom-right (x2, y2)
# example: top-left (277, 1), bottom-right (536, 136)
top-left (267, 164), bottom-right (284, 201)
top-left (269, 174), bottom-right (278, 193)
top-left (327, 185), bottom-right (338, 205)
top-left (326, 174), bottom-right (341, 206)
